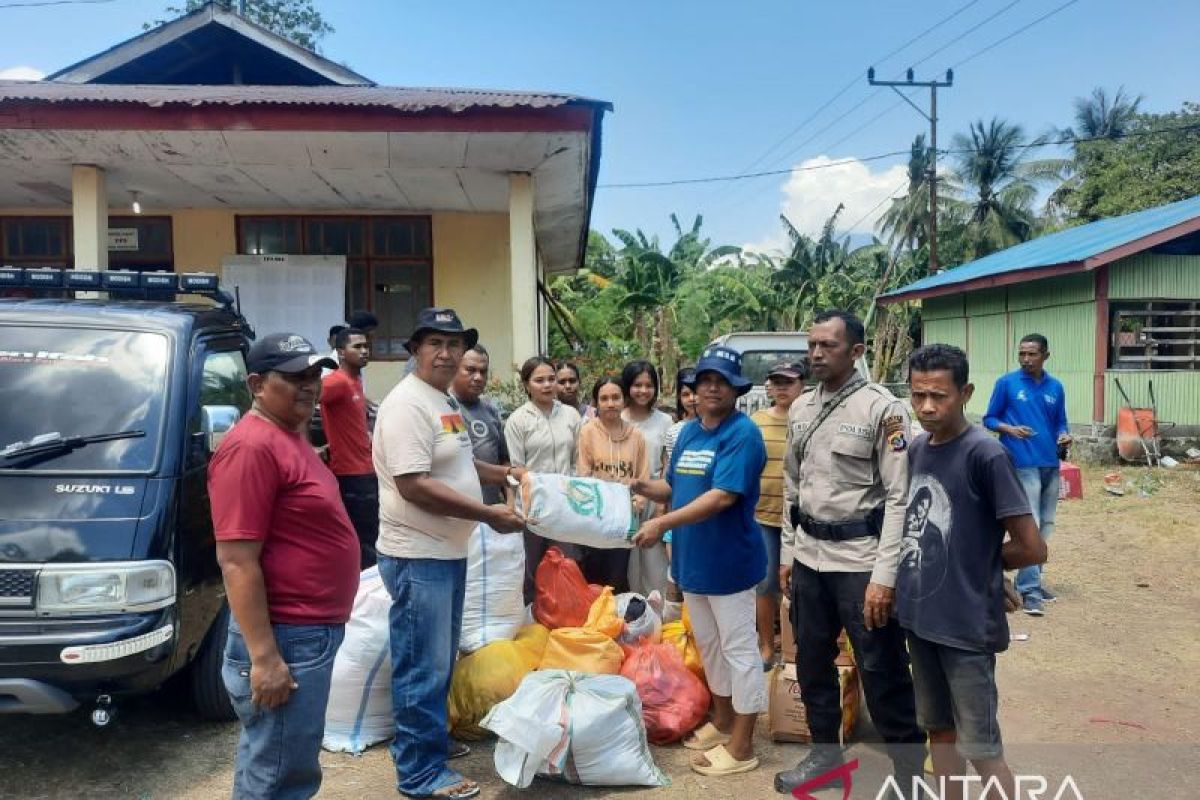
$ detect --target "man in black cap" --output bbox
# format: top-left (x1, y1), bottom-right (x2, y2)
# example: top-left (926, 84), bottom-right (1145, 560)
top-left (209, 333), bottom-right (361, 799)
top-left (373, 308), bottom-right (524, 800)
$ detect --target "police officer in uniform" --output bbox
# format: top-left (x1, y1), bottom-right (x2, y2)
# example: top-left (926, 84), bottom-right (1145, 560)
top-left (774, 309), bottom-right (925, 796)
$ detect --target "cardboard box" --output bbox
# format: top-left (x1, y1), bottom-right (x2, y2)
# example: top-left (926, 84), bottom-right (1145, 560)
top-left (768, 662), bottom-right (860, 744)
top-left (779, 596), bottom-right (855, 667)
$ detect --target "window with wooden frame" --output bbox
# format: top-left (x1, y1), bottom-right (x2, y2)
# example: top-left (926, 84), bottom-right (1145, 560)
top-left (107, 216), bottom-right (173, 272)
top-left (1110, 301), bottom-right (1200, 370)
top-left (1, 217), bottom-right (71, 267)
top-left (236, 215), bottom-right (432, 360)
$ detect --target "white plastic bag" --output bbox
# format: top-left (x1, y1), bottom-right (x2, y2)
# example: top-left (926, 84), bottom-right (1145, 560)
top-left (482, 670), bottom-right (669, 788)
top-left (460, 524), bottom-right (526, 653)
top-left (323, 567), bottom-right (394, 754)
top-left (517, 473), bottom-right (635, 549)
top-left (615, 592), bottom-right (662, 646)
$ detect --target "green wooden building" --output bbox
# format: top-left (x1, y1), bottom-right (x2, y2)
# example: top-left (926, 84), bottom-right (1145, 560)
top-left (880, 195), bottom-right (1200, 439)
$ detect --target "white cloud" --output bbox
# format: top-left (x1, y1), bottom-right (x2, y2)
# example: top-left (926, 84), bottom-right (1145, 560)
top-left (0, 66), bottom-right (45, 81)
top-left (744, 156), bottom-right (907, 255)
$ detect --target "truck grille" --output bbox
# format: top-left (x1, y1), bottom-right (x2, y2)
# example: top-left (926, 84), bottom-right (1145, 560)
top-left (0, 569), bottom-right (36, 607)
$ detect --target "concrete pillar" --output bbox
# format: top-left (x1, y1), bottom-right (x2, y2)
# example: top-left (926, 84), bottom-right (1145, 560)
top-left (508, 172), bottom-right (538, 367)
top-left (71, 164), bottom-right (108, 270)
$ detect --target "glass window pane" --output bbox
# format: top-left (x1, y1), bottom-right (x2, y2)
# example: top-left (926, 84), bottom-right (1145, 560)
top-left (239, 218), bottom-right (300, 255)
top-left (346, 260), bottom-right (369, 322)
top-left (306, 219), bottom-right (365, 256)
top-left (372, 262), bottom-right (432, 358)
top-left (372, 218), bottom-right (430, 257)
top-left (5, 220), bottom-right (67, 258)
top-left (200, 351), bottom-right (252, 412)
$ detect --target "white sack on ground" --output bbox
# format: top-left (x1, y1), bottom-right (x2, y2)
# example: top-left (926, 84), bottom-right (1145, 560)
top-left (323, 567), bottom-right (394, 754)
top-left (482, 669), bottom-right (669, 788)
top-left (460, 523), bottom-right (526, 653)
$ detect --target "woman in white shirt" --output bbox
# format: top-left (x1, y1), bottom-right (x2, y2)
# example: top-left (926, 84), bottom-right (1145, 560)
top-left (621, 359), bottom-right (675, 596)
top-left (504, 356), bottom-right (582, 602)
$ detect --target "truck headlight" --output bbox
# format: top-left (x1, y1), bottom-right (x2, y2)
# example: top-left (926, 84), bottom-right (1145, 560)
top-left (37, 562), bottom-right (175, 614)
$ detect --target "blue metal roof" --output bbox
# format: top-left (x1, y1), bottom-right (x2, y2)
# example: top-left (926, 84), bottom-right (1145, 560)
top-left (881, 193), bottom-right (1200, 301)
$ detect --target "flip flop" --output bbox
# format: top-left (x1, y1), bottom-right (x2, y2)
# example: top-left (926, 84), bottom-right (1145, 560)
top-left (691, 744), bottom-right (760, 777)
top-left (424, 780), bottom-right (480, 800)
top-left (682, 721), bottom-right (731, 751)
top-left (448, 741), bottom-right (470, 760)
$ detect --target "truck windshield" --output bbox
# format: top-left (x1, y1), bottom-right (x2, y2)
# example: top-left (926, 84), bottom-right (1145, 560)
top-left (0, 326), bottom-right (169, 473)
top-left (740, 350), bottom-right (808, 385)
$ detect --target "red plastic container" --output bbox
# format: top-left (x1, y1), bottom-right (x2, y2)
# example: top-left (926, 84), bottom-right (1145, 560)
top-left (1058, 461), bottom-right (1083, 500)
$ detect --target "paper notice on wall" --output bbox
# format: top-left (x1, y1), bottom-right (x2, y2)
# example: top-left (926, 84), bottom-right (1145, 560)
top-left (221, 255), bottom-right (346, 351)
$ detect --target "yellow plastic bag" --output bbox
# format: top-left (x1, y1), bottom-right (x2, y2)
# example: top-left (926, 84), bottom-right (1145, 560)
top-left (448, 624), bottom-right (549, 740)
top-left (661, 604), bottom-right (704, 680)
top-left (583, 587), bottom-right (625, 640)
top-left (539, 627), bottom-right (624, 674)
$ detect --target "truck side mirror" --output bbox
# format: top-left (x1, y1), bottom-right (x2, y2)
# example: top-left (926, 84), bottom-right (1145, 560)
top-left (200, 405), bottom-right (241, 453)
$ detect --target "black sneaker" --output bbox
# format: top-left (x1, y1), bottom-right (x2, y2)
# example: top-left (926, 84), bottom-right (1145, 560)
top-left (1022, 594), bottom-right (1045, 616)
top-left (774, 746), bottom-right (845, 794)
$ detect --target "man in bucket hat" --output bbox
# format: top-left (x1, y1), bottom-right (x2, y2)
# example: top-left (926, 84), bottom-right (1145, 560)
top-left (209, 332), bottom-right (360, 799)
top-left (373, 308), bottom-right (523, 800)
top-left (631, 345), bottom-right (770, 777)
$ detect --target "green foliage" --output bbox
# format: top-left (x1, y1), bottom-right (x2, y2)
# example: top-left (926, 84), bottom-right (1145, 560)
top-left (1059, 101), bottom-right (1200, 222)
top-left (147, 0), bottom-right (334, 52)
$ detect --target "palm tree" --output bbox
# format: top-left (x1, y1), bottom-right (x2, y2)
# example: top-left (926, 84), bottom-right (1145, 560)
top-left (950, 118), bottom-right (1066, 259)
top-left (1070, 86), bottom-right (1143, 141)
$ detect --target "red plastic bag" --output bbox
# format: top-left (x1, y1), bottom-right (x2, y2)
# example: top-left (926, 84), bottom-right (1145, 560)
top-left (533, 547), bottom-right (602, 629)
top-left (619, 641), bottom-right (711, 744)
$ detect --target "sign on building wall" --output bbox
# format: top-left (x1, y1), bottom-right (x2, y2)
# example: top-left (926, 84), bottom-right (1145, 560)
top-left (107, 228), bottom-right (139, 251)
top-left (220, 254), bottom-right (346, 353)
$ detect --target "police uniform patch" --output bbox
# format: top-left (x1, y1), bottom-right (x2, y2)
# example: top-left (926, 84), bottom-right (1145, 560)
top-left (882, 415), bottom-right (905, 437)
top-left (887, 429), bottom-right (908, 452)
top-left (837, 422), bottom-right (873, 439)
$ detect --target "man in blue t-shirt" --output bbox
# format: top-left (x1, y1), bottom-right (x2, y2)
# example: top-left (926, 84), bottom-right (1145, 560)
top-left (632, 345), bottom-right (768, 779)
top-left (901, 344), bottom-right (1046, 800)
top-left (982, 333), bottom-right (1071, 616)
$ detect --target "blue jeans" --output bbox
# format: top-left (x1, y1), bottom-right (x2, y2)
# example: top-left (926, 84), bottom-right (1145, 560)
top-left (1015, 466), bottom-right (1060, 599)
top-left (222, 620), bottom-right (345, 800)
top-left (377, 555), bottom-right (467, 797)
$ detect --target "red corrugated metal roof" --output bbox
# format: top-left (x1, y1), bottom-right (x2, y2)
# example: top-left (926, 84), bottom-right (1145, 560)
top-left (0, 81), bottom-right (611, 113)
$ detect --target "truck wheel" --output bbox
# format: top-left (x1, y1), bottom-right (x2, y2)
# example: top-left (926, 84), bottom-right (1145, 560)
top-left (190, 605), bottom-right (236, 721)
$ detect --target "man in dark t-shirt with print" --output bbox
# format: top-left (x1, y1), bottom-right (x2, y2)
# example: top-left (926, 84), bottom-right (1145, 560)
top-left (897, 344), bottom-right (1047, 800)
top-left (210, 332), bottom-right (360, 800)
top-left (321, 326), bottom-right (378, 567)
top-left (450, 344), bottom-right (509, 505)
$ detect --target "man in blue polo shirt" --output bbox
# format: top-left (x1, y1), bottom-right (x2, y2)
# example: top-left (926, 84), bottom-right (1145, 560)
top-left (983, 333), bottom-right (1070, 617)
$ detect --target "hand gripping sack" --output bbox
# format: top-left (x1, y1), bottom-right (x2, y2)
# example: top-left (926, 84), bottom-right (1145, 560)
top-left (460, 523), bottom-right (526, 653)
top-left (518, 472), bottom-right (636, 549)
top-left (481, 670), bottom-right (669, 788)
top-left (619, 641), bottom-right (711, 744)
top-left (322, 567), bottom-right (394, 754)
top-left (448, 624), bottom-right (549, 740)
top-left (533, 546), bottom-right (601, 629)
top-left (615, 591), bottom-right (662, 646)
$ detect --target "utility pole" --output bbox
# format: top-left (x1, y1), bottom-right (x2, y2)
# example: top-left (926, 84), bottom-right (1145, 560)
top-left (867, 67), bottom-right (953, 273)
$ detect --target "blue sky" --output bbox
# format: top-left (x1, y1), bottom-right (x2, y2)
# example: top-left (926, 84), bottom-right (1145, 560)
top-left (3, 0), bottom-right (1197, 254)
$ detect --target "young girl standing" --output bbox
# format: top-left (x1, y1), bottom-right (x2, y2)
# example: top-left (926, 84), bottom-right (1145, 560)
top-left (621, 360), bottom-right (675, 596)
top-left (575, 377), bottom-right (649, 591)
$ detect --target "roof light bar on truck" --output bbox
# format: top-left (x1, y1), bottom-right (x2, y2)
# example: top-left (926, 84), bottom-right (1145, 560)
top-left (0, 268), bottom-right (230, 307)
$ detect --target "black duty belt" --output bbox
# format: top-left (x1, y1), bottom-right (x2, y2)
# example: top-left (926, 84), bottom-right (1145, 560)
top-left (789, 505), bottom-right (884, 541)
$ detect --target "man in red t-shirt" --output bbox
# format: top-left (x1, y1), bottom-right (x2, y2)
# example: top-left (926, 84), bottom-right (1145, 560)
top-left (209, 332), bottom-right (359, 800)
top-left (321, 327), bottom-right (378, 567)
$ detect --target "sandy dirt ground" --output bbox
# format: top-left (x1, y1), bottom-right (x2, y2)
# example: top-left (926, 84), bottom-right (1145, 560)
top-left (2, 465), bottom-right (1197, 799)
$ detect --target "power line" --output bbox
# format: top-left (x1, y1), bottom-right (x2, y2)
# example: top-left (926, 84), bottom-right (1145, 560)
top-left (841, 180), bottom-right (910, 236)
top-left (0, 0), bottom-right (115, 8)
top-left (952, 0), bottom-right (1081, 69)
top-left (736, 0), bottom-right (985, 175)
top-left (598, 122), bottom-right (1200, 190)
top-left (908, 0), bottom-right (1025, 70)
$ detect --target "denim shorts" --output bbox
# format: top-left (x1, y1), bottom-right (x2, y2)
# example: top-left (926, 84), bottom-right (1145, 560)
top-left (906, 632), bottom-right (1003, 760)
top-left (755, 523), bottom-right (781, 597)
top-left (223, 620), bottom-right (345, 800)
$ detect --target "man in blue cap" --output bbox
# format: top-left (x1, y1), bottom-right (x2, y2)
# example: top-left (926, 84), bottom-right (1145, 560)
top-left (632, 344), bottom-right (769, 778)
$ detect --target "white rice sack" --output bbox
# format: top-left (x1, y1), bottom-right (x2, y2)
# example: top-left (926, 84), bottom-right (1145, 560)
top-left (322, 567), bottom-right (394, 754)
top-left (460, 524), bottom-right (526, 653)
top-left (483, 670), bottom-right (669, 788)
top-left (517, 473), bottom-right (635, 549)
